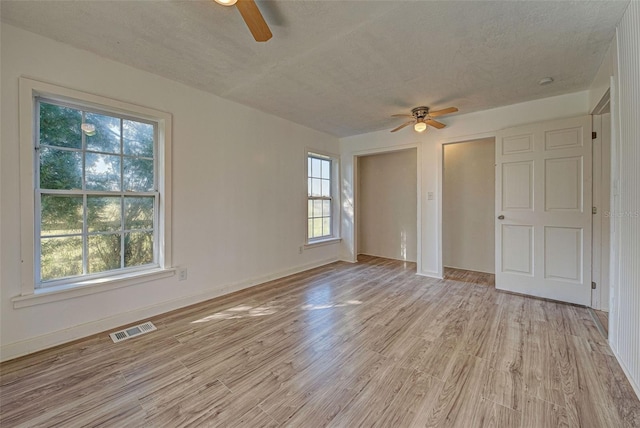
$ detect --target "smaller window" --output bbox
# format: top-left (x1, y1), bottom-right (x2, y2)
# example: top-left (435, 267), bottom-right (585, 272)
top-left (307, 153), bottom-right (337, 242)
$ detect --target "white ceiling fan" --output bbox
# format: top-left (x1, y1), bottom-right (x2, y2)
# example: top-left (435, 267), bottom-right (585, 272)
top-left (390, 106), bottom-right (459, 133)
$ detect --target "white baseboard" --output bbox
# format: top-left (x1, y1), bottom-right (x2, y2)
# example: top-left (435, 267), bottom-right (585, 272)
top-left (417, 270), bottom-right (443, 279)
top-left (356, 252), bottom-right (417, 264)
top-left (0, 257), bottom-right (338, 362)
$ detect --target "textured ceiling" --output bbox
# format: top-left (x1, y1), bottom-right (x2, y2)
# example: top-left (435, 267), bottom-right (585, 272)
top-left (1, 0), bottom-right (629, 137)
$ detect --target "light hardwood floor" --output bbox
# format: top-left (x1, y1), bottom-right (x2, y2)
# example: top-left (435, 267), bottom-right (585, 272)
top-left (443, 267), bottom-right (495, 287)
top-left (593, 309), bottom-right (609, 338)
top-left (1, 256), bottom-right (639, 427)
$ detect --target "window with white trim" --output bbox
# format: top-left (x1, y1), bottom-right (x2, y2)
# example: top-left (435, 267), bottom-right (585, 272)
top-left (307, 153), bottom-right (337, 242)
top-left (18, 78), bottom-right (172, 298)
top-left (36, 99), bottom-right (158, 287)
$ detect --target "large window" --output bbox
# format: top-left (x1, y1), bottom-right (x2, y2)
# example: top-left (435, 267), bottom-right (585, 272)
top-left (36, 100), bottom-right (158, 287)
top-left (307, 153), bottom-right (336, 242)
top-left (17, 78), bottom-right (172, 303)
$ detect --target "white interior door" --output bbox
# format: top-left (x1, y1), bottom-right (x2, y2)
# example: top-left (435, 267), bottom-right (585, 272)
top-left (495, 115), bottom-right (592, 305)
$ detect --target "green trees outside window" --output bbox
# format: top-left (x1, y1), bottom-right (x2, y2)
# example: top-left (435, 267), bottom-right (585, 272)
top-left (37, 100), bottom-right (157, 286)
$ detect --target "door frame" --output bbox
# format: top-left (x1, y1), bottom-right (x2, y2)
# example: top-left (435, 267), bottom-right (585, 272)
top-left (591, 90), bottom-right (612, 310)
top-left (349, 143), bottom-right (422, 271)
top-left (441, 137), bottom-right (497, 275)
top-left (437, 132), bottom-right (496, 279)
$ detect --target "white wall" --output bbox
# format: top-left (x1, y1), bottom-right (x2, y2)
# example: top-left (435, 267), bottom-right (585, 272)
top-left (589, 41), bottom-right (617, 112)
top-left (608, 1), bottom-right (640, 399)
top-left (341, 91), bottom-right (590, 278)
top-left (0, 24), bottom-right (341, 361)
top-left (443, 139), bottom-right (495, 273)
top-left (357, 149), bottom-right (417, 262)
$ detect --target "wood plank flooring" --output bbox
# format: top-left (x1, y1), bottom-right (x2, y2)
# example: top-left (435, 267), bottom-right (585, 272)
top-left (593, 309), bottom-right (609, 337)
top-left (443, 267), bottom-right (495, 287)
top-left (1, 255), bottom-right (639, 427)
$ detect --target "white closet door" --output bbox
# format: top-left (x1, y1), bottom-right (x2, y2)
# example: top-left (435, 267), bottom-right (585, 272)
top-left (495, 115), bottom-right (592, 305)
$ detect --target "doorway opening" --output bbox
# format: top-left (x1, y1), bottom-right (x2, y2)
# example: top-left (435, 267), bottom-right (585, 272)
top-left (442, 138), bottom-right (496, 287)
top-left (356, 148), bottom-right (417, 268)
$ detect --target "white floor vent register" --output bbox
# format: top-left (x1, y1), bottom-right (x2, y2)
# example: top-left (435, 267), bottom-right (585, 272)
top-left (109, 321), bottom-right (157, 343)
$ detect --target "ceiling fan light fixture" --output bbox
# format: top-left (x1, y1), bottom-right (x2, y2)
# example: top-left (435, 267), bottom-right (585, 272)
top-left (414, 122), bottom-right (428, 133)
top-left (214, 0), bottom-right (237, 6)
top-left (81, 123), bottom-right (96, 136)
top-left (539, 77), bottom-right (554, 86)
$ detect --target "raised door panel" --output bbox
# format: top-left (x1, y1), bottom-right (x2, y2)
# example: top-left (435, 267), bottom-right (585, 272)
top-left (544, 226), bottom-right (583, 283)
top-left (502, 134), bottom-right (534, 155)
top-left (501, 225), bottom-right (533, 275)
top-left (545, 127), bottom-right (583, 151)
top-left (545, 156), bottom-right (583, 211)
top-left (502, 161), bottom-right (534, 210)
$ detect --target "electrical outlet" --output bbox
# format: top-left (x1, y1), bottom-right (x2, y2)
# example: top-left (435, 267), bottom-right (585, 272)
top-left (299, 246), bottom-right (304, 254)
top-left (178, 268), bottom-right (188, 281)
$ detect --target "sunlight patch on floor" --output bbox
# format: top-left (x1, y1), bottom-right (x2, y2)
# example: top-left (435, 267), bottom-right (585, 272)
top-left (191, 304), bottom-right (279, 323)
top-left (300, 300), bottom-right (363, 311)
top-left (191, 299), bottom-right (363, 323)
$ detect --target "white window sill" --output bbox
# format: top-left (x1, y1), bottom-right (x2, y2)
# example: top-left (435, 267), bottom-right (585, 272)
top-left (12, 268), bottom-right (176, 309)
top-left (305, 237), bottom-right (342, 249)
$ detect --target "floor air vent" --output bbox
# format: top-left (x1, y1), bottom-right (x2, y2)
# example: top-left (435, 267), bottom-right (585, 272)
top-left (109, 321), bottom-right (157, 343)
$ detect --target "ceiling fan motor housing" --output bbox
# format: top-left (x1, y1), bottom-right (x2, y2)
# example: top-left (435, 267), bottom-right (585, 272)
top-left (411, 106), bottom-right (430, 120)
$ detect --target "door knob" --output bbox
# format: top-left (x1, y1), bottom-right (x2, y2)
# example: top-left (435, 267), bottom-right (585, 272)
top-left (498, 215), bottom-right (505, 220)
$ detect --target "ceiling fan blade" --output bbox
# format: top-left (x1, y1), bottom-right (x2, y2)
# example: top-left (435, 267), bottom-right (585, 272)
top-left (428, 107), bottom-right (458, 117)
top-left (391, 114), bottom-right (414, 118)
top-left (391, 121), bottom-right (414, 132)
top-left (426, 119), bottom-right (446, 129)
top-left (236, 0), bottom-right (272, 42)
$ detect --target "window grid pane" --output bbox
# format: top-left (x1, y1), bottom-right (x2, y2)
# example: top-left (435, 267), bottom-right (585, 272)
top-left (125, 197), bottom-right (154, 230)
top-left (123, 120), bottom-right (154, 157)
top-left (87, 196), bottom-right (121, 232)
top-left (39, 148), bottom-right (82, 190)
top-left (321, 160), bottom-right (330, 179)
top-left (311, 178), bottom-right (322, 197)
top-left (85, 112), bottom-right (121, 154)
top-left (313, 218), bottom-right (323, 238)
top-left (322, 200), bottom-right (331, 217)
top-left (321, 179), bottom-right (330, 197)
top-left (39, 103), bottom-right (82, 149)
top-left (323, 217), bottom-right (331, 236)
top-left (41, 195), bottom-right (83, 236)
top-left (125, 231), bottom-right (154, 267)
top-left (36, 100), bottom-right (158, 286)
top-left (311, 158), bottom-right (321, 178)
top-left (85, 153), bottom-right (121, 191)
top-left (40, 236), bottom-right (83, 281)
top-left (88, 233), bottom-right (121, 274)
